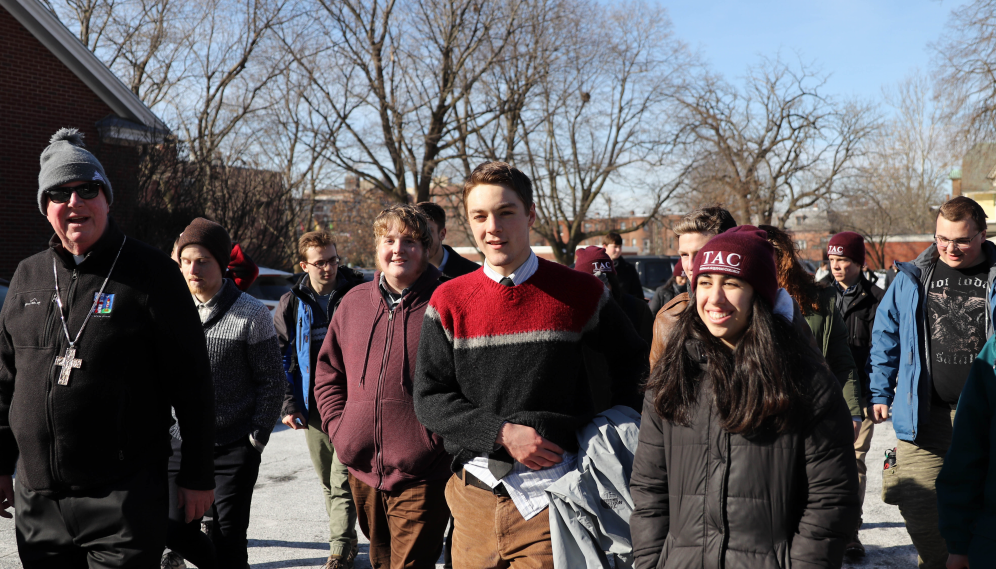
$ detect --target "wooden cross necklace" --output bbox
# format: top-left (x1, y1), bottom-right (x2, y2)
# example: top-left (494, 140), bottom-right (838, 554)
top-left (52, 236), bottom-right (126, 386)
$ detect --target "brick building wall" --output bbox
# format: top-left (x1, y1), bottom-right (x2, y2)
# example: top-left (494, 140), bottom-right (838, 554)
top-left (865, 239), bottom-right (934, 270)
top-left (0, 5), bottom-right (141, 279)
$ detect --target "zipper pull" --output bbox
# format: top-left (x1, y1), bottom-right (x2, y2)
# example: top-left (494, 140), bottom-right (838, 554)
top-left (71, 270), bottom-right (78, 281)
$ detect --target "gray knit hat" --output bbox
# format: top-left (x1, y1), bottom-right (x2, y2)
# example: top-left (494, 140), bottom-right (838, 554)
top-left (38, 128), bottom-right (113, 214)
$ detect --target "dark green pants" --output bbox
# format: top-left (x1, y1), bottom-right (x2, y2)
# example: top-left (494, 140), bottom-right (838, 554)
top-left (306, 419), bottom-right (357, 557)
top-left (896, 404), bottom-right (956, 569)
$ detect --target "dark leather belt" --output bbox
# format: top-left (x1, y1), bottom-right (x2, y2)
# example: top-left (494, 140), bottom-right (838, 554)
top-left (461, 469), bottom-right (510, 498)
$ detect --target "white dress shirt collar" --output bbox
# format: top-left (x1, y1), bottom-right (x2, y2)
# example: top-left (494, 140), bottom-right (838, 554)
top-left (483, 251), bottom-right (538, 286)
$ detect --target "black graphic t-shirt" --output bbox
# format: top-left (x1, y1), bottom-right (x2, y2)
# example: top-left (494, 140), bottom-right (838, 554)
top-left (928, 260), bottom-right (989, 405)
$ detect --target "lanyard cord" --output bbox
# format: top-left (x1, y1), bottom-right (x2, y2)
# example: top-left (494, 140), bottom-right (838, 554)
top-left (52, 236), bottom-right (127, 349)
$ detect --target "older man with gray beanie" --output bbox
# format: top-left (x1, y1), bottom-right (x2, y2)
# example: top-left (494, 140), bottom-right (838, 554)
top-left (0, 127), bottom-right (216, 567)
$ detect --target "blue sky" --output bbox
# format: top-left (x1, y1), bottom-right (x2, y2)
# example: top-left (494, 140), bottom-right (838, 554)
top-left (665, 0), bottom-right (967, 102)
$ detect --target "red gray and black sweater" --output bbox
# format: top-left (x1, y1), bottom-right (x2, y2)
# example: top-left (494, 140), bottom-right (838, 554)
top-left (413, 258), bottom-right (648, 470)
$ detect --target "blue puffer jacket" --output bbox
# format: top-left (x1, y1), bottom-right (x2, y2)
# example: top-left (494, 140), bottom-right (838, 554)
top-left (867, 242), bottom-right (996, 443)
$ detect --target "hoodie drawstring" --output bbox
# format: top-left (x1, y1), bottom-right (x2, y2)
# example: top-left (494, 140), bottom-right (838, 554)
top-left (401, 304), bottom-right (410, 393)
top-left (358, 307), bottom-right (380, 387)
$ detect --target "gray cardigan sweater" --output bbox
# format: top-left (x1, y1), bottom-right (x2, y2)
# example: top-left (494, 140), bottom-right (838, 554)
top-left (173, 279), bottom-right (284, 447)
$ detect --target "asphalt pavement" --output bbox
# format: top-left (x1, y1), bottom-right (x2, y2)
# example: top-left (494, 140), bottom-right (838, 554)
top-left (0, 418), bottom-right (918, 568)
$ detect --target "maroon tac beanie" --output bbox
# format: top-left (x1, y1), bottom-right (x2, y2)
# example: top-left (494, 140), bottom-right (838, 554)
top-left (176, 217), bottom-right (232, 268)
top-left (673, 258), bottom-right (684, 277)
top-left (574, 246), bottom-right (616, 275)
top-left (827, 231), bottom-right (865, 266)
top-left (691, 225), bottom-right (778, 306)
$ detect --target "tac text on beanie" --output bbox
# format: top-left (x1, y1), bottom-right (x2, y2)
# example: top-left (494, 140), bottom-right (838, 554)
top-left (827, 231), bottom-right (865, 267)
top-left (574, 246), bottom-right (616, 275)
top-left (691, 225), bottom-right (778, 306)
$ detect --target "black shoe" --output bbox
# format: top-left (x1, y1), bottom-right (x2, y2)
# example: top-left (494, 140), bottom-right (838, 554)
top-left (845, 530), bottom-right (866, 558)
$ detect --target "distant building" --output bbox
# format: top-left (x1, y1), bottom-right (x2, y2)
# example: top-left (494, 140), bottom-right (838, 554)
top-left (783, 206), bottom-right (834, 264)
top-left (950, 142), bottom-right (996, 232)
top-left (576, 213), bottom-right (682, 256)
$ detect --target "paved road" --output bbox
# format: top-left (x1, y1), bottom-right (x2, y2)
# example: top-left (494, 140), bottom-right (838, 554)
top-left (0, 419), bottom-right (917, 568)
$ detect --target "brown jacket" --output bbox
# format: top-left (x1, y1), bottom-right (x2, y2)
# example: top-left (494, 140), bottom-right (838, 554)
top-left (649, 292), bottom-right (820, 369)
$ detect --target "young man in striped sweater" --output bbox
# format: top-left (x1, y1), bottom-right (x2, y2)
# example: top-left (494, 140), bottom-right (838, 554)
top-left (169, 218), bottom-right (285, 569)
top-left (413, 162), bottom-right (648, 568)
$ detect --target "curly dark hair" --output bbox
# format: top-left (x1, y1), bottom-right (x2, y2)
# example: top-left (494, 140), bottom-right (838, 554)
top-left (645, 293), bottom-right (815, 434)
top-left (758, 225), bottom-right (821, 316)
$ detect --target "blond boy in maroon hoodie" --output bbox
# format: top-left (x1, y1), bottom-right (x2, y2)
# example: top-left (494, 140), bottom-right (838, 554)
top-left (315, 205), bottom-right (450, 569)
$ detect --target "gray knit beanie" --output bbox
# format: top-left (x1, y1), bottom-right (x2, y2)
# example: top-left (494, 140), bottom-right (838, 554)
top-left (38, 128), bottom-right (113, 214)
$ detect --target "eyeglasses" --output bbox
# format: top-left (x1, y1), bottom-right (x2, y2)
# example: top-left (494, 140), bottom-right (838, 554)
top-left (46, 182), bottom-right (102, 203)
top-left (935, 230), bottom-right (982, 249)
top-left (305, 256), bottom-right (340, 269)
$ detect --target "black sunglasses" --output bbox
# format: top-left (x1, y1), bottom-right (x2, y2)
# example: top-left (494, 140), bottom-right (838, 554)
top-left (46, 182), bottom-right (102, 203)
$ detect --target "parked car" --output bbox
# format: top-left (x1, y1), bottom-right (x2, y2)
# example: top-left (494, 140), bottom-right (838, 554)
top-left (246, 266), bottom-right (295, 313)
top-left (627, 255), bottom-right (682, 290)
top-left (798, 259), bottom-right (819, 274)
top-left (0, 278), bottom-right (8, 312)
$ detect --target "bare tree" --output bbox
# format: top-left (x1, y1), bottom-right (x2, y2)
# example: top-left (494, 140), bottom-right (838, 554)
top-left (509, 0), bottom-right (694, 264)
top-left (130, 139), bottom-right (301, 268)
top-left (46, 0), bottom-right (117, 50)
top-left (835, 72), bottom-right (954, 268)
top-left (933, 0), bottom-right (996, 143)
top-left (672, 56), bottom-right (876, 227)
top-left (325, 190), bottom-right (396, 268)
top-left (46, 0), bottom-right (189, 108)
top-left (286, 0), bottom-right (522, 205)
top-left (255, 56), bottom-right (342, 254)
top-left (106, 0), bottom-right (192, 107)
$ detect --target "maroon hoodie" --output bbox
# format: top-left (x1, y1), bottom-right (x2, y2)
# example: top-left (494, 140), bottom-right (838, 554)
top-left (314, 265), bottom-right (450, 491)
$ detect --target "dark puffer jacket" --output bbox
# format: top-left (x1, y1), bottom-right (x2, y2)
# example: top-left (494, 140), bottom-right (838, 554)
top-left (630, 340), bottom-right (860, 569)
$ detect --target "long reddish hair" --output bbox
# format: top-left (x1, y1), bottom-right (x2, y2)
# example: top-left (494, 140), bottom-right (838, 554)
top-left (758, 225), bottom-right (821, 316)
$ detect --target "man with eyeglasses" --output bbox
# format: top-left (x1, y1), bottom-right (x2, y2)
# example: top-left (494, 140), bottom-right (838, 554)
top-left (868, 195), bottom-right (996, 569)
top-left (273, 230), bottom-right (363, 569)
top-left (0, 128), bottom-right (216, 566)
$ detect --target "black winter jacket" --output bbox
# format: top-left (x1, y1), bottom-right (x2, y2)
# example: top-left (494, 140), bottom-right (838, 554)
top-left (836, 276), bottom-right (885, 409)
top-left (615, 256), bottom-right (645, 298)
top-left (0, 222), bottom-right (216, 494)
top-left (630, 340), bottom-right (860, 569)
top-left (619, 293), bottom-right (655, 346)
top-left (439, 245), bottom-right (480, 281)
top-left (649, 280), bottom-right (686, 315)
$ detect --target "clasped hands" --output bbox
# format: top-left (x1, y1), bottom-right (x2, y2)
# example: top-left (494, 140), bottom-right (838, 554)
top-left (495, 423), bottom-right (564, 471)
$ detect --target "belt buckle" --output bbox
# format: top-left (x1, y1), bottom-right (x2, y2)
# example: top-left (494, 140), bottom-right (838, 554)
top-left (492, 482), bottom-right (510, 498)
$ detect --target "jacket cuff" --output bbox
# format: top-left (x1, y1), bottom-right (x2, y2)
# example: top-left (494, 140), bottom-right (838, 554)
top-left (175, 469), bottom-right (216, 491)
top-left (280, 401), bottom-right (299, 418)
top-left (481, 416), bottom-right (507, 455)
top-left (946, 540), bottom-right (970, 555)
top-left (870, 396), bottom-right (893, 406)
top-left (0, 451), bottom-right (17, 477)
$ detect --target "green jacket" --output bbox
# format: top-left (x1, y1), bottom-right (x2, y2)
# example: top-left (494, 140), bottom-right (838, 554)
top-left (937, 335), bottom-right (996, 561)
top-left (804, 286), bottom-right (862, 418)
